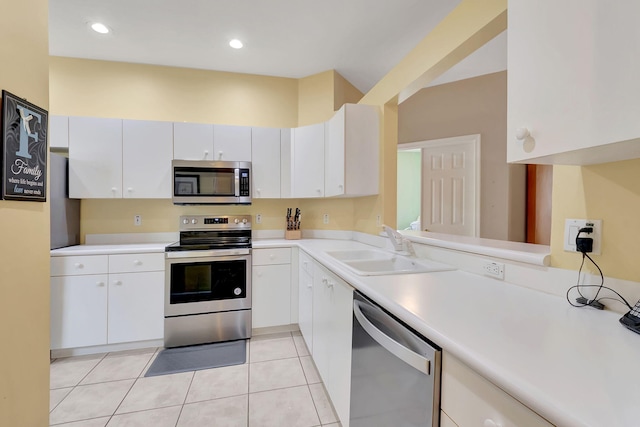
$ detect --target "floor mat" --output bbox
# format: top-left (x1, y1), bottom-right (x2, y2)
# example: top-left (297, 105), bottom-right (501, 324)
top-left (145, 340), bottom-right (247, 377)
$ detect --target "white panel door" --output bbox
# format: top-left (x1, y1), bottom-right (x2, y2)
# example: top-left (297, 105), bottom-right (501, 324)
top-left (252, 264), bottom-right (292, 328)
top-left (122, 120), bottom-right (173, 198)
top-left (292, 123), bottom-right (324, 198)
top-left (50, 275), bottom-right (108, 349)
top-left (213, 124), bottom-right (252, 161)
top-left (251, 127), bottom-right (281, 198)
top-left (68, 117), bottom-right (123, 198)
top-left (108, 271), bottom-right (164, 343)
top-left (173, 122), bottom-right (214, 160)
top-left (298, 264), bottom-right (314, 352)
top-left (422, 136), bottom-right (479, 236)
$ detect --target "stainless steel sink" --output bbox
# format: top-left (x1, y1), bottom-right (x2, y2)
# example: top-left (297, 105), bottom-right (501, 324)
top-left (326, 249), bottom-right (454, 276)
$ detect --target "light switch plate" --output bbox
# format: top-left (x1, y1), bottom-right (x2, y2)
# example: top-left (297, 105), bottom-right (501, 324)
top-left (564, 219), bottom-right (602, 254)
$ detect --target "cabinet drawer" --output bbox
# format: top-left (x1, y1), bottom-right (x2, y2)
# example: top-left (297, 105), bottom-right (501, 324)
top-left (252, 248), bottom-right (291, 265)
top-left (441, 352), bottom-right (553, 427)
top-left (109, 253), bottom-right (164, 273)
top-left (298, 250), bottom-right (314, 275)
top-left (51, 255), bottom-right (109, 276)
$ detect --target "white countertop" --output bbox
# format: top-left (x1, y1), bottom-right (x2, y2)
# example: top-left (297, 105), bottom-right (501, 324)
top-left (53, 238), bottom-right (638, 426)
top-left (50, 242), bottom-right (171, 256)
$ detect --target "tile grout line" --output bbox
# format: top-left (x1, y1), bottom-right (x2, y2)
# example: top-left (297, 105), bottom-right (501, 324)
top-left (174, 370), bottom-right (196, 427)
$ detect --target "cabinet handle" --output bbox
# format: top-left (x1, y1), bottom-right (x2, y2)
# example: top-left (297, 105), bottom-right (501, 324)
top-left (307, 282), bottom-right (312, 289)
top-left (218, 151), bottom-right (223, 159)
top-left (74, 263), bottom-right (83, 268)
top-left (257, 188), bottom-right (261, 194)
top-left (97, 281), bottom-right (105, 287)
top-left (111, 187), bottom-right (117, 195)
top-left (204, 149), bottom-right (209, 158)
top-left (133, 260), bottom-right (142, 266)
top-left (316, 189), bottom-right (322, 194)
top-left (269, 254), bottom-right (276, 260)
top-left (338, 184), bottom-right (343, 189)
top-left (113, 280), bottom-right (122, 286)
top-left (127, 187), bottom-right (133, 193)
top-left (515, 127), bottom-right (530, 141)
top-left (257, 272), bottom-right (262, 278)
top-left (327, 281), bottom-right (334, 289)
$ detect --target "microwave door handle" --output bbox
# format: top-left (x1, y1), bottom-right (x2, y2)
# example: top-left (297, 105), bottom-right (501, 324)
top-left (234, 169), bottom-right (240, 197)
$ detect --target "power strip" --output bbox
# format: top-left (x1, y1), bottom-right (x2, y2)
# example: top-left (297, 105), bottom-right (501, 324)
top-left (576, 296), bottom-right (604, 310)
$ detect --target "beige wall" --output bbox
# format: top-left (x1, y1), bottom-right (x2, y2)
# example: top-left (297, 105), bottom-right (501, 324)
top-left (551, 160), bottom-right (640, 282)
top-left (50, 59), bottom-right (368, 238)
top-left (397, 71), bottom-right (526, 241)
top-left (0, 0), bottom-right (50, 425)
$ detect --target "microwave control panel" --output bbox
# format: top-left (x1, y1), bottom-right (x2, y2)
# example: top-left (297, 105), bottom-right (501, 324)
top-left (240, 169), bottom-right (250, 196)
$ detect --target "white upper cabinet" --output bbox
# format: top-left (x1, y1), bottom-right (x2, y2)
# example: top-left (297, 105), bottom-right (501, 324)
top-left (292, 123), bottom-right (325, 198)
top-left (173, 122), bottom-right (214, 160)
top-left (122, 120), bottom-right (173, 198)
top-left (251, 127), bottom-right (281, 198)
top-left (69, 117), bottom-right (123, 198)
top-left (213, 124), bottom-right (252, 161)
top-left (49, 115), bottom-right (69, 150)
top-left (508, 1), bottom-right (640, 165)
top-left (325, 104), bottom-right (379, 197)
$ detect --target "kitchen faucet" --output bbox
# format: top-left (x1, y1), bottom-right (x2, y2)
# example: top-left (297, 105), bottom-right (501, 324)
top-left (382, 225), bottom-right (416, 256)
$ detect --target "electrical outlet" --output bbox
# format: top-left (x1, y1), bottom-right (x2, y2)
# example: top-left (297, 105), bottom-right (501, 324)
top-left (376, 215), bottom-right (381, 226)
top-left (323, 213), bottom-right (329, 224)
top-left (134, 215), bottom-right (142, 226)
top-left (564, 219), bottom-right (602, 255)
top-left (256, 214), bottom-right (262, 224)
top-left (483, 261), bottom-right (504, 280)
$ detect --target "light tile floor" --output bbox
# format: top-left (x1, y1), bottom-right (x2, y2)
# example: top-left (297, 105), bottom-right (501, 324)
top-left (50, 331), bottom-right (341, 427)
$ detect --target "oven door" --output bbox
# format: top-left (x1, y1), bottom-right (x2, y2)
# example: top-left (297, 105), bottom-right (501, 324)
top-left (165, 250), bottom-right (251, 316)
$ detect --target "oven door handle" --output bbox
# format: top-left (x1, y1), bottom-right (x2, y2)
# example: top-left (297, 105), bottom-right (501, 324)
top-left (353, 299), bottom-right (431, 375)
top-left (166, 248), bottom-right (251, 258)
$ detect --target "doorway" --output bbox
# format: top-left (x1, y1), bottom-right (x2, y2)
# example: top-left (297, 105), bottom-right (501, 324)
top-left (397, 134), bottom-right (481, 236)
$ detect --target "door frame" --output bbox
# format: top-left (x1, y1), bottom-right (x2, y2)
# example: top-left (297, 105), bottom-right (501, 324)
top-left (398, 134), bottom-right (481, 237)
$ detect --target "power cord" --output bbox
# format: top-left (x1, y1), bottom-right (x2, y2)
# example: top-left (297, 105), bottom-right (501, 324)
top-left (566, 227), bottom-right (634, 311)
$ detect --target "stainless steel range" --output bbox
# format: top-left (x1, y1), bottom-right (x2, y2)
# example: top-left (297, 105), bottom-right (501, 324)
top-left (164, 215), bottom-right (252, 348)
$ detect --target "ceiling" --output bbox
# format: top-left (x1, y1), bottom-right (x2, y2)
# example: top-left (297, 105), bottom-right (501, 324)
top-left (49, 0), bottom-right (506, 95)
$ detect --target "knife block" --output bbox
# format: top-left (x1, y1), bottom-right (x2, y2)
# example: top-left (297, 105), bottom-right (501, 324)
top-left (285, 226), bottom-right (301, 240)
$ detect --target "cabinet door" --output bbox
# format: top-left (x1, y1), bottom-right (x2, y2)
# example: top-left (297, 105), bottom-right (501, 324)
top-left (252, 264), bottom-right (292, 328)
top-left (251, 127), bottom-right (281, 198)
top-left (292, 123), bottom-right (324, 198)
top-left (508, 1), bottom-right (640, 165)
top-left (108, 271), bottom-right (164, 343)
top-left (325, 272), bottom-right (353, 426)
top-left (325, 104), bottom-right (379, 197)
top-left (49, 115), bottom-right (69, 149)
top-left (298, 256), bottom-right (314, 353)
top-left (213, 124), bottom-right (252, 161)
top-left (50, 275), bottom-right (108, 349)
top-left (122, 120), bottom-right (173, 198)
top-left (68, 117), bottom-right (123, 198)
top-left (312, 264), bottom-right (331, 383)
top-left (173, 122), bottom-right (214, 160)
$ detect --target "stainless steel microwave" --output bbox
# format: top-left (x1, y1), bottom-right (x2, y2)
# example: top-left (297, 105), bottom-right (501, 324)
top-left (171, 160), bottom-right (251, 205)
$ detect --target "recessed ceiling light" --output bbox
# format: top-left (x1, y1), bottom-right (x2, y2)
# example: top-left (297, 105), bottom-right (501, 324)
top-left (229, 39), bottom-right (243, 49)
top-left (90, 22), bottom-right (110, 34)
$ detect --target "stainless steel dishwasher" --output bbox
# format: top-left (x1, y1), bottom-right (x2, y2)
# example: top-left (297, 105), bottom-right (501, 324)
top-left (350, 291), bottom-right (441, 427)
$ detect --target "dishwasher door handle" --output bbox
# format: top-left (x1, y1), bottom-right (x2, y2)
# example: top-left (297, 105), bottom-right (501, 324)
top-left (353, 300), bottom-right (431, 375)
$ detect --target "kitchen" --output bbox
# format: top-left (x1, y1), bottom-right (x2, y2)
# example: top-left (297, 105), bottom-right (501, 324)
top-left (4, 0), bottom-right (640, 426)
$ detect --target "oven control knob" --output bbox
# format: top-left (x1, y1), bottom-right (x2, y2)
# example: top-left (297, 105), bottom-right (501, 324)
top-left (242, 218), bottom-right (247, 224)
top-left (182, 218), bottom-right (189, 225)
top-left (191, 218), bottom-right (198, 224)
top-left (233, 287), bottom-right (242, 296)
top-left (234, 218), bottom-right (239, 224)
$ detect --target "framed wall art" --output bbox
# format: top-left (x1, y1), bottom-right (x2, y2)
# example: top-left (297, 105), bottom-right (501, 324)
top-left (1, 90), bottom-right (48, 202)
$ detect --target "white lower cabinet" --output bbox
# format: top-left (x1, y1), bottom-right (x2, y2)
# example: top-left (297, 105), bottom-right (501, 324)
top-left (108, 271), bottom-right (164, 343)
top-left (441, 352), bottom-right (553, 427)
top-left (50, 274), bottom-right (108, 349)
top-left (251, 248), bottom-right (292, 329)
top-left (312, 263), bottom-right (353, 427)
top-left (298, 250), bottom-right (314, 352)
top-left (50, 253), bottom-right (164, 350)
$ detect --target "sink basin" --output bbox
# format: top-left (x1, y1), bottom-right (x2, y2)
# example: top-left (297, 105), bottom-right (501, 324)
top-left (326, 249), bottom-right (454, 276)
